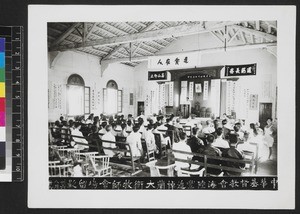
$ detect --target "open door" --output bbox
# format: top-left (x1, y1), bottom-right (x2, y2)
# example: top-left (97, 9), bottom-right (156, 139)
top-left (259, 103), bottom-right (272, 129)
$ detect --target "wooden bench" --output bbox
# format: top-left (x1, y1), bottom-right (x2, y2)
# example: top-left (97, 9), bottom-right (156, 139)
top-left (172, 149), bottom-right (256, 177)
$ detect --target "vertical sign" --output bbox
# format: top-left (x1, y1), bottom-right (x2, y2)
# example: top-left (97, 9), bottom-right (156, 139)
top-left (168, 82), bottom-right (174, 106)
top-left (203, 81), bottom-right (209, 101)
top-left (129, 93), bottom-right (133, 105)
top-left (0, 38), bottom-right (5, 170)
top-left (249, 94), bottom-right (258, 110)
top-left (188, 82), bottom-right (194, 101)
top-left (180, 81), bottom-right (187, 104)
top-left (210, 79), bottom-right (221, 118)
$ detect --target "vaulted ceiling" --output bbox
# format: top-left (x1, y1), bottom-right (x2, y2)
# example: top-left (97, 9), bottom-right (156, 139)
top-left (48, 21), bottom-right (277, 67)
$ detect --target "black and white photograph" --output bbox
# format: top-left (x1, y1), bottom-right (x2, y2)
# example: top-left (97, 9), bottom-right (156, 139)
top-left (28, 5), bottom-right (295, 209)
top-left (47, 20), bottom-right (278, 181)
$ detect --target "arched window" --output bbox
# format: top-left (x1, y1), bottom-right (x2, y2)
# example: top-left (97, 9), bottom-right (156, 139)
top-left (103, 80), bottom-right (122, 114)
top-left (67, 74), bottom-right (90, 116)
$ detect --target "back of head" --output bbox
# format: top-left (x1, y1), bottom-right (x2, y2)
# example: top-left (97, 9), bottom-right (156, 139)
top-left (206, 134), bottom-right (215, 144)
top-left (127, 119), bottom-right (132, 126)
top-left (192, 127), bottom-right (198, 136)
top-left (105, 125), bottom-right (112, 132)
top-left (121, 123), bottom-right (127, 130)
top-left (179, 132), bottom-right (187, 141)
top-left (233, 125), bottom-right (240, 132)
top-left (111, 123), bottom-right (117, 129)
top-left (132, 125), bottom-right (140, 133)
top-left (228, 133), bottom-right (238, 145)
top-left (74, 122), bottom-right (81, 129)
top-left (216, 127), bottom-right (223, 137)
top-left (101, 121), bottom-right (107, 128)
top-left (147, 124), bottom-right (153, 130)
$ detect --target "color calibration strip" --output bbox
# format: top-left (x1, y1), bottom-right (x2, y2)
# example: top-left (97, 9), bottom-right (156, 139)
top-left (0, 26), bottom-right (23, 182)
top-left (0, 38), bottom-right (5, 170)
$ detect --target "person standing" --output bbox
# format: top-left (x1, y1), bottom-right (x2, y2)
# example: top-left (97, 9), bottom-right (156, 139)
top-left (264, 118), bottom-right (274, 160)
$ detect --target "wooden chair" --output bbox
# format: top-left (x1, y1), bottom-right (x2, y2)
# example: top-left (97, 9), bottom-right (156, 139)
top-left (141, 139), bottom-right (155, 162)
top-left (177, 167), bottom-right (205, 177)
top-left (154, 133), bottom-right (167, 158)
top-left (146, 160), bottom-right (175, 177)
top-left (87, 155), bottom-right (112, 177)
top-left (49, 164), bottom-right (72, 177)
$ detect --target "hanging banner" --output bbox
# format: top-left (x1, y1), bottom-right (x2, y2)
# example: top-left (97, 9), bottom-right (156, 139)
top-left (148, 52), bottom-right (201, 71)
top-left (148, 71), bottom-right (167, 81)
top-left (249, 94), bottom-right (258, 110)
top-left (168, 82), bottom-right (174, 106)
top-left (188, 82), bottom-right (194, 101)
top-left (195, 83), bottom-right (202, 93)
top-left (225, 63), bottom-right (256, 76)
top-left (203, 81), bottom-right (209, 101)
top-left (180, 81), bottom-right (188, 104)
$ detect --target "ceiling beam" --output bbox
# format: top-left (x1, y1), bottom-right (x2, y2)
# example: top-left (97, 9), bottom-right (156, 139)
top-left (50, 22), bottom-right (229, 52)
top-left (86, 23), bottom-right (98, 40)
top-left (123, 22), bottom-right (139, 32)
top-left (239, 31), bottom-right (247, 44)
top-left (102, 42), bottom-right (277, 64)
top-left (233, 25), bottom-right (277, 41)
top-left (210, 31), bottom-right (224, 44)
top-left (50, 23), bottom-right (81, 47)
top-left (101, 22), bottom-right (158, 60)
top-left (228, 29), bottom-right (240, 44)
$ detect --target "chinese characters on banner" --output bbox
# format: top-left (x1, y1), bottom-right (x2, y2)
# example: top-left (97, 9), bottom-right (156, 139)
top-left (148, 52), bottom-right (201, 70)
top-left (48, 82), bottom-right (63, 110)
top-left (148, 71), bottom-right (167, 81)
top-left (167, 82), bottom-right (174, 106)
top-left (203, 81), bottom-right (209, 101)
top-left (180, 81), bottom-right (188, 104)
top-left (225, 63), bottom-right (257, 76)
top-left (188, 82), bottom-right (194, 101)
top-left (249, 94), bottom-right (258, 110)
top-left (49, 177), bottom-right (278, 190)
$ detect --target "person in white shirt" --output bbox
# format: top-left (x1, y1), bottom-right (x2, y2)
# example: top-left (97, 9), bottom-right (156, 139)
top-left (202, 120), bottom-right (215, 134)
top-left (126, 125), bottom-right (143, 157)
top-left (71, 122), bottom-right (89, 151)
top-left (102, 125), bottom-right (118, 158)
top-left (172, 132), bottom-right (193, 172)
top-left (212, 127), bottom-right (230, 149)
top-left (144, 124), bottom-right (157, 153)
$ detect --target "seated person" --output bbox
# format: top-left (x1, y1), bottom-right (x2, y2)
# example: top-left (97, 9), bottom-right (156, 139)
top-left (87, 125), bottom-right (101, 152)
top-left (102, 125), bottom-right (120, 158)
top-left (98, 121), bottom-right (108, 136)
top-left (126, 119), bottom-right (133, 133)
top-left (153, 123), bottom-right (171, 146)
top-left (212, 127), bottom-right (230, 149)
top-left (187, 127), bottom-right (204, 154)
top-left (172, 132), bottom-right (195, 174)
top-left (117, 123), bottom-right (129, 138)
top-left (173, 118), bottom-right (183, 129)
top-left (202, 120), bottom-right (215, 134)
top-left (237, 132), bottom-right (257, 158)
top-left (202, 134), bottom-right (222, 176)
top-left (126, 125), bottom-right (143, 158)
top-left (233, 123), bottom-right (244, 141)
top-left (110, 123), bottom-right (118, 137)
top-left (71, 122), bottom-right (89, 151)
top-left (222, 133), bottom-right (245, 176)
top-left (144, 124), bottom-right (157, 153)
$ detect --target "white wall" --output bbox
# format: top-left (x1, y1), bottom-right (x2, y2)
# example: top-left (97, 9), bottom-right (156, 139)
top-left (49, 33), bottom-right (277, 123)
top-left (48, 51), bottom-right (135, 121)
top-left (133, 33), bottom-right (277, 123)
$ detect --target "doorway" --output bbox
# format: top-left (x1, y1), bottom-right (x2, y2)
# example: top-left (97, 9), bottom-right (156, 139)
top-left (259, 103), bottom-right (272, 129)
